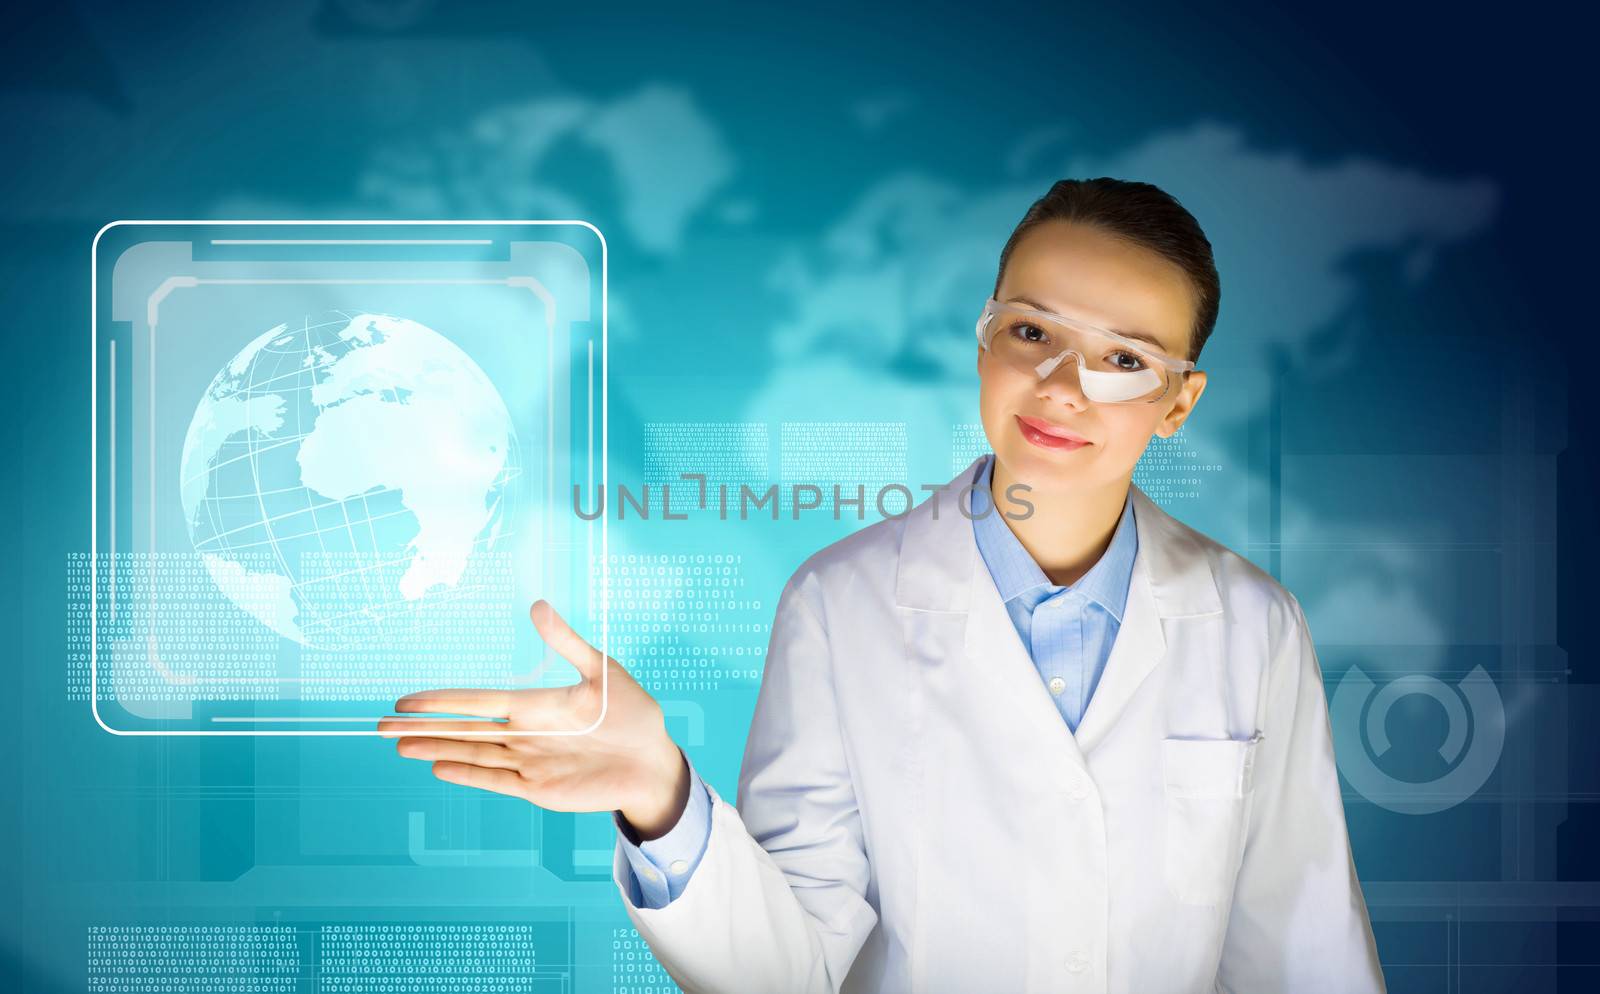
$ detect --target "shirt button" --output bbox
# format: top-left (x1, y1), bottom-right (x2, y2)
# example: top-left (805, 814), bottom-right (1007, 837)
top-left (1048, 677), bottom-right (1066, 695)
top-left (669, 859), bottom-right (689, 875)
top-left (641, 867), bottom-right (660, 882)
top-left (1066, 953), bottom-right (1089, 974)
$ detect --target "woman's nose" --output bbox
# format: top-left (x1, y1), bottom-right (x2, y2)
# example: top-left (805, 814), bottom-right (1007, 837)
top-left (1034, 352), bottom-right (1091, 410)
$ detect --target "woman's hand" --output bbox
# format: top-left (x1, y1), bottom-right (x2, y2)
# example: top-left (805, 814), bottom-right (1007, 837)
top-left (378, 599), bottom-right (691, 841)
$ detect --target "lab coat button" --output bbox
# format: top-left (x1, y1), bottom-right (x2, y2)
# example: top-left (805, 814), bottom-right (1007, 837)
top-left (1048, 676), bottom-right (1066, 695)
top-left (1066, 952), bottom-right (1089, 974)
top-left (669, 859), bottom-right (689, 875)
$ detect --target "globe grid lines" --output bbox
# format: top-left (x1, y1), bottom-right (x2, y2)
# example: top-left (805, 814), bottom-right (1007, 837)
top-left (191, 483), bottom-right (409, 552)
top-left (184, 310), bottom-right (521, 650)
top-left (242, 320), bottom-right (332, 640)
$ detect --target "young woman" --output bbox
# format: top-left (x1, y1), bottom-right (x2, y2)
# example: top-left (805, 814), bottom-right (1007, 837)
top-left (379, 178), bottom-right (1385, 993)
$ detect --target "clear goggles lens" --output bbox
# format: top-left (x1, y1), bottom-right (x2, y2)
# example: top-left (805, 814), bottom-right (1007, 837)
top-left (977, 300), bottom-right (1189, 404)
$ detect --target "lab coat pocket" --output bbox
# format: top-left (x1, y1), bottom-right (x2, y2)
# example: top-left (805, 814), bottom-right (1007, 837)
top-left (1161, 733), bottom-right (1261, 906)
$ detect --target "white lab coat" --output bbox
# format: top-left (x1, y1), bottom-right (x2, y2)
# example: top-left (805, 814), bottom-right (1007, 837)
top-left (612, 454), bottom-right (1384, 994)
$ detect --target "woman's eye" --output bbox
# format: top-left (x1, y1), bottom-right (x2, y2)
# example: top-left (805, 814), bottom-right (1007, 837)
top-left (1007, 322), bottom-right (1050, 345)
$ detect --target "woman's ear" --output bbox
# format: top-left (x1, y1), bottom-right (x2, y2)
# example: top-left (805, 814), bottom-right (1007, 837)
top-left (1156, 370), bottom-right (1206, 438)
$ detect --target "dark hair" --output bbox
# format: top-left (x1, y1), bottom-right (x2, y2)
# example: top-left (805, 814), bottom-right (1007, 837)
top-left (993, 177), bottom-right (1221, 363)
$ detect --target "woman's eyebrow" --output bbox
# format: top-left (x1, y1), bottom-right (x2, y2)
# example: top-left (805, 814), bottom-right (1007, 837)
top-left (1005, 295), bottom-right (1169, 351)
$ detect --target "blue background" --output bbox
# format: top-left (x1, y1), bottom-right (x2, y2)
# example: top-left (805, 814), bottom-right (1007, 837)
top-left (3, 0), bottom-right (1593, 990)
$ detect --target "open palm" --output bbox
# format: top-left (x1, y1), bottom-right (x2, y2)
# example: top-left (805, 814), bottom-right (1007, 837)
top-left (378, 600), bottom-right (690, 836)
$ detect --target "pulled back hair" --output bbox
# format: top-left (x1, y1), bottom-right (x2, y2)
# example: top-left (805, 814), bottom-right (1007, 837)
top-left (993, 177), bottom-right (1221, 363)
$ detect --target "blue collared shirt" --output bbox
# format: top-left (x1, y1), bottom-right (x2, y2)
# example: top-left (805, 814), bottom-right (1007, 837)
top-left (969, 451), bottom-right (1138, 731)
top-left (614, 453), bottom-right (1139, 908)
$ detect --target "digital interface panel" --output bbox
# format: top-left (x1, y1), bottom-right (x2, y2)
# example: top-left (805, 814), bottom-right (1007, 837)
top-left (89, 221), bottom-right (608, 735)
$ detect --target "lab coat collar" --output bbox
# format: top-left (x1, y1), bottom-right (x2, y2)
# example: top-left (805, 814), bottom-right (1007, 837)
top-left (894, 454), bottom-right (1222, 619)
top-left (970, 451), bottom-right (1138, 623)
top-left (894, 454), bottom-right (1224, 759)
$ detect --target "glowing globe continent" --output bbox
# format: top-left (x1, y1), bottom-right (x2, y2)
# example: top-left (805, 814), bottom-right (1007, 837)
top-left (179, 311), bottom-right (518, 648)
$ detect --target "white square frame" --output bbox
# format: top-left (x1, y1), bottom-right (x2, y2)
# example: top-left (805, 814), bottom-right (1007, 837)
top-left (90, 219), bottom-right (609, 737)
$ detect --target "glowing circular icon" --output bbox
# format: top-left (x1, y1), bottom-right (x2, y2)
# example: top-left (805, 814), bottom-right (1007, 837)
top-left (1330, 664), bottom-right (1505, 815)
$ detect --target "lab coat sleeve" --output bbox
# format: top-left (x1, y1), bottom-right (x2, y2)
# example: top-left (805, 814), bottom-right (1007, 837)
top-left (610, 576), bottom-right (878, 994)
top-left (1215, 592), bottom-right (1386, 994)
top-left (613, 757), bottom-right (714, 909)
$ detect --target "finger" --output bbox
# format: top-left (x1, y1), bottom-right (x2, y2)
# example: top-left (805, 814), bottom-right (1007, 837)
top-left (388, 688), bottom-right (583, 732)
top-left (499, 685), bottom-right (590, 729)
top-left (397, 737), bottom-right (521, 771)
top-left (529, 600), bottom-right (607, 684)
top-left (393, 688), bottom-right (514, 719)
top-left (432, 761), bottom-right (528, 800)
top-left (376, 717), bottom-right (508, 739)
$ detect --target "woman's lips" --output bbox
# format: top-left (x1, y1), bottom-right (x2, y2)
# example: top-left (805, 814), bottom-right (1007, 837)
top-left (1016, 414), bottom-right (1091, 450)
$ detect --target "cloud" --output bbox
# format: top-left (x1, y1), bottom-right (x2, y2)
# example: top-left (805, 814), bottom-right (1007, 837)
top-left (756, 118), bottom-right (1496, 379)
top-left (0, 4), bottom-right (737, 258)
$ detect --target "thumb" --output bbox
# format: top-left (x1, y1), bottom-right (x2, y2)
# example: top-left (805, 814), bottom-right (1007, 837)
top-left (529, 599), bottom-right (608, 684)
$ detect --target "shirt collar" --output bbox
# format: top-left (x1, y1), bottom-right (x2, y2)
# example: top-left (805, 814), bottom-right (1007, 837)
top-left (968, 451), bottom-right (1139, 622)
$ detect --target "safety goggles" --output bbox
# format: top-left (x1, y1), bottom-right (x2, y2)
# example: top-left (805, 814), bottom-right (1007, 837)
top-left (975, 297), bottom-right (1196, 404)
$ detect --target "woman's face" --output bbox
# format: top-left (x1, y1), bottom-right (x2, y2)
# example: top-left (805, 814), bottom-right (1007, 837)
top-left (978, 219), bottom-right (1208, 497)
